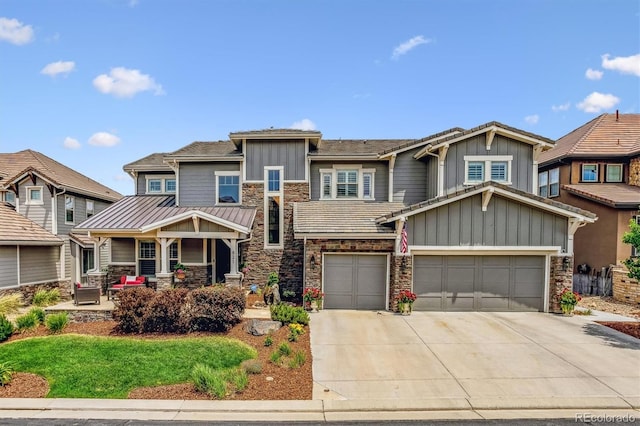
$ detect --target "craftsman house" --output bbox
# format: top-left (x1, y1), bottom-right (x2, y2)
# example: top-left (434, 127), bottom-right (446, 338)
top-left (75, 122), bottom-right (597, 312)
top-left (0, 150), bottom-right (122, 294)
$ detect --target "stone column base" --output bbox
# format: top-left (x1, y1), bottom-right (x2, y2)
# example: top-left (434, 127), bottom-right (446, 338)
top-left (156, 273), bottom-right (173, 291)
top-left (88, 272), bottom-right (108, 295)
top-left (224, 273), bottom-right (242, 288)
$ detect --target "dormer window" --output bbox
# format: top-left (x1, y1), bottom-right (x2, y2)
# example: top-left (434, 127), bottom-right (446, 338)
top-left (606, 164), bottom-right (623, 182)
top-left (146, 176), bottom-right (176, 194)
top-left (320, 166), bottom-right (376, 200)
top-left (26, 186), bottom-right (43, 205)
top-left (581, 164), bottom-right (598, 182)
top-left (4, 191), bottom-right (15, 205)
top-left (464, 156), bottom-right (513, 185)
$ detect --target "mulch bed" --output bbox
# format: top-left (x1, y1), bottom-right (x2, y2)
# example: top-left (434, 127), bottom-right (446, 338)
top-left (596, 322), bottom-right (640, 339)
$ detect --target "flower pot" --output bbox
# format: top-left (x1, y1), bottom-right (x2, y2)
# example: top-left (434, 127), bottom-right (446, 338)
top-left (175, 272), bottom-right (186, 280)
top-left (400, 303), bottom-right (411, 316)
top-left (310, 300), bottom-right (319, 313)
top-left (561, 304), bottom-right (574, 316)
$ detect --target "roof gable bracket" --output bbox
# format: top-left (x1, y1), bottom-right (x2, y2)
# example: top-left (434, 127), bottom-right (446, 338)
top-left (532, 144), bottom-right (544, 163)
top-left (192, 215), bottom-right (200, 233)
top-left (28, 172), bottom-right (38, 185)
top-left (166, 160), bottom-right (178, 173)
top-left (482, 187), bottom-right (494, 211)
top-left (568, 217), bottom-right (586, 235)
top-left (485, 128), bottom-right (496, 151)
top-left (439, 144), bottom-right (449, 165)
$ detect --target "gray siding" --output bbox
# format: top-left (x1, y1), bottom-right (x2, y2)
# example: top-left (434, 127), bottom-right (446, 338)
top-left (112, 238), bottom-right (135, 262)
top-left (181, 238), bottom-right (203, 263)
top-left (393, 148), bottom-right (428, 205)
top-left (18, 177), bottom-right (53, 232)
top-left (136, 172), bottom-right (176, 195)
top-left (443, 134), bottom-right (534, 194)
top-left (408, 194), bottom-right (568, 251)
top-left (0, 247), bottom-right (18, 288)
top-left (20, 246), bottom-right (59, 284)
top-left (310, 161), bottom-right (389, 201)
top-left (426, 156), bottom-right (438, 200)
top-left (179, 163), bottom-right (240, 207)
top-left (246, 140), bottom-right (306, 181)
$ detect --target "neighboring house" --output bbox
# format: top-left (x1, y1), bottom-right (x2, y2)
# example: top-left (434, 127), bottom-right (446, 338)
top-left (0, 150), bottom-right (123, 293)
top-left (538, 112), bottom-right (640, 273)
top-left (75, 122), bottom-right (596, 313)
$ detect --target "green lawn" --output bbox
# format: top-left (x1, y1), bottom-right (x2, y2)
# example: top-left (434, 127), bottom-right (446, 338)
top-left (0, 334), bottom-right (257, 398)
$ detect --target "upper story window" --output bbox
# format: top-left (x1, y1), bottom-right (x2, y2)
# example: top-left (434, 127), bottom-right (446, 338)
top-left (264, 167), bottom-right (283, 249)
top-left (4, 191), bottom-right (15, 205)
top-left (216, 172), bottom-right (241, 205)
top-left (320, 166), bottom-right (376, 200)
top-left (581, 164), bottom-right (598, 182)
top-left (146, 176), bottom-right (176, 194)
top-left (538, 168), bottom-right (560, 198)
top-left (26, 186), bottom-right (43, 205)
top-left (463, 156), bottom-right (513, 185)
top-left (65, 195), bottom-right (75, 223)
top-left (606, 164), bottom-right (623, 183)
top-left (86, 200), bottom-right (95, 218)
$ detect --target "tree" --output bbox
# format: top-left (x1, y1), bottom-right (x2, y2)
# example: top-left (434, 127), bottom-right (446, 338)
top-left (622, 217), bottom-right (640, 280)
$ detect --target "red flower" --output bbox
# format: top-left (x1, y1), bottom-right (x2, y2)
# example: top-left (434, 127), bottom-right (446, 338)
top-left (395, 289), bottom-right (417, 303)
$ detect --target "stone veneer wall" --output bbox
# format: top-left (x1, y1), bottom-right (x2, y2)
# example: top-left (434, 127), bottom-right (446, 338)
top-left (390, 255), bottom-right (413, 312)
top-left (548, 255), bottom-right (574, 313)
top-left (0, 280), bottom-right (72, 304)
top-left (106, 265), bottom-right (136, 289)
top-left (240, 182), bottom-right (307, 298)
top-left (612, 267), bottom-right (640, 305)
top-left (629, 156), bottom-right (640, 187)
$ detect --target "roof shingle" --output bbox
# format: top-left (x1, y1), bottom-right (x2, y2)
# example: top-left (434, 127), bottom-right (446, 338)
top-left (563, 183), bottom-right (640, 208)
top-left (0, 204), bottom-right (63, 245)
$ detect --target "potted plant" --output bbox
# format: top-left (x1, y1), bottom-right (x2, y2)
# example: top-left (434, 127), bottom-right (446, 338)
top-left (395, 289), bottom-right (417, 315)
top-left (303, 287), bottom-right (324, 312)
top-left (173, 263), bottom-right (187, 280)
top-left (558, 288), bottom-right (581, 316)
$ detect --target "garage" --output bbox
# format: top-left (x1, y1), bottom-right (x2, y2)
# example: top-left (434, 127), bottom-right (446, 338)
top-left (413, 255), bottom-right (545, 311)
top-left (323, 254), bottom-right (388, 310)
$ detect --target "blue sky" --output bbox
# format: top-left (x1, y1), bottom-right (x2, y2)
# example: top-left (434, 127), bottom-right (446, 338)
top-left (1, 0), bottom-right (639, 196)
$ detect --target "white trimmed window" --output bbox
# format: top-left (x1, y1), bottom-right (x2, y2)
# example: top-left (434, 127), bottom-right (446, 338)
top-left (264, 167), bottom-right (284, 249)
top-left (215, 171), bottom-right (241, 205)
top-left (65, 195), bottom-right (75, 224)
top-left (581, 164), bottom-right (598, 182)
top-left (86, 200), bottom-right (95, 218)
top-left (4, 191), bottom-right (15, 205)
top-left (464, 156), bottom-right (513, 185)
top-left (26, 186), bottom-right (43, 205)
top-left (319, 166), bottom-right (376, 200)
top-left (146, 176), bottom-right (176, 194)
top-left (169, 241), bottom-right (179, 271)
top-left (606, 164), bottom-right (623, 182)
top-left (538, 168), bottom-right (560, 198)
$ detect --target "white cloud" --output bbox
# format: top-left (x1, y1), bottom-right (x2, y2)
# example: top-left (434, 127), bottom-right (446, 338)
top-left (290, 118), bottom-right (316, 131)
top-left (63, 137), bottom-right (81, 149)
top-left (601, 53), bottom-right (640, 77)
top-left (524, 114), bottom-right (539, 125)
top-left (93, 67), bottom-right (165, 98)
top-left (585, 68), bottom-right (603, 80)
top-left (88, 132), bottom-right (121, 147)
top-left (41, 61), bottom-right (76, 77)
top-left (0, 17), bottom-right (34, 45)
top-left (391, 35), bottom-right (432, 60)
top-left (576, 92), bottom-right (620, 113)
top-left (552, 102), bottom-right (571, 112)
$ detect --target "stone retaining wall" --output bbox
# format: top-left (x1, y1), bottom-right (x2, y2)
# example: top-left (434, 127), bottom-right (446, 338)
top-left (0, 280), bottom-right (72, 305)
top-left (612, 267), bottom-right (640, 305)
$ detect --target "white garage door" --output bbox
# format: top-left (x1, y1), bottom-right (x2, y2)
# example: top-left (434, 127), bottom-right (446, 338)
top-left (323, 254), bottom-right (387, 310)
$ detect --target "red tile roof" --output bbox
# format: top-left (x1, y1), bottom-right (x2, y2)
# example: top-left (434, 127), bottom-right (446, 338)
top-left (562, 184), bottom-right (640, 208)
top-left (0, 204), bottom-right (63, 245)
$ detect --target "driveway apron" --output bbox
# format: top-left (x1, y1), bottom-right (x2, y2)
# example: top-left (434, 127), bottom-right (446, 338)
top-left (310, 310), bottom-right (640, 406)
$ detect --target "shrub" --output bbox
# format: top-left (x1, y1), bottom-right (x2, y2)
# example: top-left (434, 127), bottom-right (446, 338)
top-left (28, 307), bottom-right (46, 324)
top-left (225, 368), bottom-right (248, 392)
top-left (288, 351), bottom-right (306, 369)
top-left (0, 294), bottom-right (23, 316)
top-left (45, 313), bottom-right (69, 334)
top-left (264, 335), bottom-right (273, 347)
top-left (113, 287), bottom-right (156, 333)
top-left (0, 361), bottom-right (15, 386)
top-left (270, 304), bottom-right (309, 326)
top-left (192, 364), bottom-right (227, 398)
top-left (269, 350), bottom-right (282, 364)
top-left (288, 323), bottom-right (305, 342)
top-left (0, 315), bottom-right (14, 342)
top-left (278, 342), bottom-right (291, 357)
top-left (14, 312), bottom-right (38, 332)
top-left (180, 286), bottom-right (245, 332)
top-left (32, 288), bottom-right (60, 307)
top-left (240, 359), bottom-right (262, 374)
top-left (142, 288), bottom-right (189, 333)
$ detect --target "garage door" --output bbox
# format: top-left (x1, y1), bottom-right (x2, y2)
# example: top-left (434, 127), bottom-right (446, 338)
top-left (413, 255), bottom-right (544, 311)
top-left (323, 254), bottom-right (387, 310)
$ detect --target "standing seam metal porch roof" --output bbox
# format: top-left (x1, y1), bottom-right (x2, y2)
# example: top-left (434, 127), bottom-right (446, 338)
top-left (74, 195), bottom-right (256, 232)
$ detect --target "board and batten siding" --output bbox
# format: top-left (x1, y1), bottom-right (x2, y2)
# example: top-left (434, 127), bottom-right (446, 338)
top-left (111, 238), bottom-right (135, 262)
top-left (136, 172), bottom-right (175, 195)
top-left (18, 177), bottom-right (53, 232)
top-left (0, 247), bottom-right (18, 288)
top-left (245, 140), bottom-right (306, 181)
top-left (407, 193), bottom-right (568, 251)
top-left (392, 148), bottom-right (428, 205)
top-left (179, 163), bottom-right (240, 207)
top-left (443, 134), bottom-right (534, 195)
top-left (310, 161), bottom-right (389, 201)
top-left (20, 246), bottom-right (60, 284)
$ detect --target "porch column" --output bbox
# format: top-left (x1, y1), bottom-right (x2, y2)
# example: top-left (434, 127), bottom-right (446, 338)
top-left (230, 238), bottom-right (238, 274)
top-left (223, 238), bottom-right (242, 288)
top-left (160, 238), bottom-right (169, 274)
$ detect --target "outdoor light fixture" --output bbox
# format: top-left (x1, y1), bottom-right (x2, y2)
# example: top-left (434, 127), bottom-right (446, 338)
top-left (562, 256), bottom-right (571, 271)
top-left (310, 254), bottom-right (316, 269)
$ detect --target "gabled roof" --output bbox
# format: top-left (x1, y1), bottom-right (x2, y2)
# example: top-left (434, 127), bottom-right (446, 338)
top-left (539, 113), bottom-right (640, 165)
top-left (312, 139), bottom-right (413, 158)
top-left (74, 195), bottom-right (256, 235)
top-left (294, 201), bottom-right (404, 238)
top-left (229, 128), bottom-right (323, 148)
top-left (377, 181), bottom-right (597, 224)
top-left (563, 183), bottom-right (640, 209)
top-left (0, 204), bottom-right (63, 246)
top-left (0, 150), bottom-right (122, 202)
top-left (123, 153), bottom-right (173, 173)
top-left (164, 141), bottom-right (242, 160)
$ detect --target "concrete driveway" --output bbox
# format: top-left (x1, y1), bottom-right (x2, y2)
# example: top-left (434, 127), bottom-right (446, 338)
top-left (310, 310), bottom-right (640, 410)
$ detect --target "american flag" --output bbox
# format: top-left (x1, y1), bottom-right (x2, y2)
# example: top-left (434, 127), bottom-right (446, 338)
top-left (400, 221), bottom-right (408, 254)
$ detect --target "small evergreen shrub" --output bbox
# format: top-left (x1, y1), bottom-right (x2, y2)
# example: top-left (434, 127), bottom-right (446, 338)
top-left (192, 364), bottom-right (227, 398)
top-left (14, 312), bottom-right (38, 332)
top-left (0, 315), bottom-right (14, 342)
top-left (113, 287), bottom-right (156, 333)
top-left (28, 307), bottom-right (46, 324)
top-left (0, 294), bottom-right (23, 316)
top-left (142, 288), bottom-right (189, 333)
top-left (264, 335), bottom-right (273, 347)
top-left (0, 361), bottom-right (15, 386)
top-left (180, 286), bottom-right (245, 332)
top-left (240, 359), bottom-right (262, 374)
top-left (278, 342), bottom-right (291, 357)
top-left (45, 313), bottom-right (69, 334)
top-left (270, 304), bottom-right (309, 325)
top-left (32, 288), bottom-right (60, 307)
